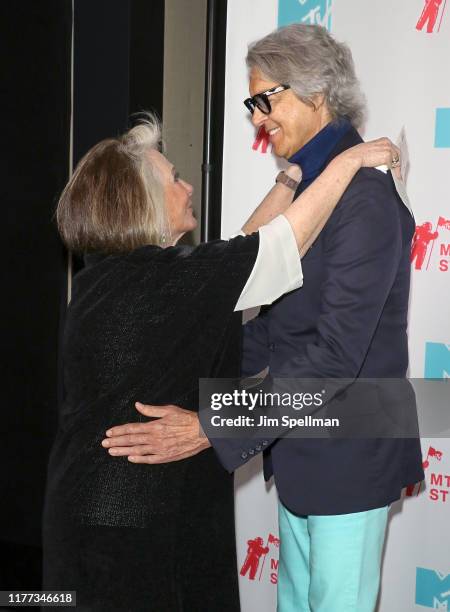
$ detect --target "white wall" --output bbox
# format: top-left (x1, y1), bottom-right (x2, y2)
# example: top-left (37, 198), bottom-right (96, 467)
top-left (221, 1), bottom-right (450, 610)
top-left (163, 0), bottom-right (207, 245)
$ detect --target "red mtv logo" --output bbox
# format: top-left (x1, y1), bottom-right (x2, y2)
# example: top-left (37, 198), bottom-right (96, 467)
top-left (240, 533), bottom-right (279, 581)
top-left (405, 446), bottom-right (443, 496)
top-left (410, 217), bottom-right (450, 270)
top-left (416, 0), bottom-right (448, 34)
top-left (416, 0), bottom-right (447, 34)
top-left (252, 126), bottom-right (271, 154)
top-left (423, 445), bottom-right (443, 469)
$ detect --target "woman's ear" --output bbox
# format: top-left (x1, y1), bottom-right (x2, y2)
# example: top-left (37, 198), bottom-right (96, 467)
top-left (311, 93), bottom-right (326, 111)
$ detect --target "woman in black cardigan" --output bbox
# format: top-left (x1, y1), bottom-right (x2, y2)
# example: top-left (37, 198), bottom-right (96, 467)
top-left (43, 115), bottom-right (398, 611)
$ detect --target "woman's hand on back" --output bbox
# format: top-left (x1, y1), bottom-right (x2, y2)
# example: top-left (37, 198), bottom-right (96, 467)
top-left (344, 137), bottom-right (402, 178)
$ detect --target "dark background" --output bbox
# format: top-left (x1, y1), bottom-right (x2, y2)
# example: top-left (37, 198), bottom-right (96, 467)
top-left (0, 0), bottom-right (227, 595)
top-left (0, 0), bottom-right (165, 591)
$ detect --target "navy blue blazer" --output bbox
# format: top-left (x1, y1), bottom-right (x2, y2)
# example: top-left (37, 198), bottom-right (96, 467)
top-left (209, 126), bottom-right (424, 515)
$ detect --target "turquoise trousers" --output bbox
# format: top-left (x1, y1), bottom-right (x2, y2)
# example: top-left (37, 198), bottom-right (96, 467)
top-left (277, 502), bottom-right (388, 612)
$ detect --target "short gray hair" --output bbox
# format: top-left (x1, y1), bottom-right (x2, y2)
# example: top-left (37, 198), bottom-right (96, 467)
top-left (247, 24), bottom-right (366, 127)
top-left (57, 112), bottom-right (169, 254)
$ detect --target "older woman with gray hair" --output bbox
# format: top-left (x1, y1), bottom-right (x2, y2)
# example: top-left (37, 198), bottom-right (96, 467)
top-left (42, 106), bottom-right (398, 611)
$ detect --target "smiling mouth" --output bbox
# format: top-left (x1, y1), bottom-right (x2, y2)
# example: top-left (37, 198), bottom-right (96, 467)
top-left (268, 127), bottom-right (280, 138)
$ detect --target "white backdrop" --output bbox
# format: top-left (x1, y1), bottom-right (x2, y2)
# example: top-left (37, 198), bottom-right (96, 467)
top-left (220, 1), bottom-right (450, 610)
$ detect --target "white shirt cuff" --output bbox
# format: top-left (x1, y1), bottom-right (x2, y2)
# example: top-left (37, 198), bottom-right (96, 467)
top-left (234, 215), bottom-right (303, 312)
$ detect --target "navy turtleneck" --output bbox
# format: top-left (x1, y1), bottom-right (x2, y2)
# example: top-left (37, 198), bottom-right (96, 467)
top-left (288, 118), bottom-right (352, 183)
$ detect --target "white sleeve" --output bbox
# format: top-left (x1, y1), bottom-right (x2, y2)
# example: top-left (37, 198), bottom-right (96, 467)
top-left (234, 214), bottom-right (303, 312)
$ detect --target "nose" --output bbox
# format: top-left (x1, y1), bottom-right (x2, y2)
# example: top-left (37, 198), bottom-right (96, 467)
top-left (251, 107), bottom-right (267, 128)
top-left (181, 179), bottom-right (193, 196)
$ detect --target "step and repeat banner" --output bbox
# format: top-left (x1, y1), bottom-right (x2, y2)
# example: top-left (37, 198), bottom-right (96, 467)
top-left (220, 1), bottom-right (450, 610)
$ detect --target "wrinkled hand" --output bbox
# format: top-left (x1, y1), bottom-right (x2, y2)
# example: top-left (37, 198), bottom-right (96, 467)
top-left (347, 138), bottom-right (402, 179)
top-left (101, 402), bottom-right (211, 464)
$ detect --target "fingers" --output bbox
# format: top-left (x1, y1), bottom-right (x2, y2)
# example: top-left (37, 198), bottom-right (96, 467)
top-left (137, 405), bottom-right (197, 428)
top-left (110, 441), bottom-right (197, 458)
top-left (389, 144), bottom-right (400, 163)
top-left (105, 422), bottom-right (154, 438)
top-left (105, 419), bottom-right (174, 440)
top-left (107, 444), bottom-right (160, 456)
top-left (128, 449), bottom-right (201, 464)
top-left (381, 139), bottom-right (400, 168)
top-left (104, 433), bottom-right (208, 459)
top-left (102, 424), bottom-right (189, 448)
top-left (102, 433), bottom-right (155, 448)
top-left (105, 403), bottom-right (184, 438)
top-left (135, 402), bottom-right (179, 418)
top-left (106, 436), bottom-right (188, 456)
top-left (105, 433), bottom-right (210, 462)
top-left (104, 421), bottom-right (201, 450)
top-left (102, 430), bottom-right (203, 455)
top-left (353, 138), bottom-right (397, 170)
top-left (371, 138), bottom-right (401, 170)
top-left (392, 165), bottom-right (402, 180)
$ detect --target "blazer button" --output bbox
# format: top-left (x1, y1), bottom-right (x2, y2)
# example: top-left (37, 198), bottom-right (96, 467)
top-left (241, 451), bottom-right (248, 459)
top-left (269, 343), bottom-right (275, 351)
top-left (255, 445), bottom-right (262, 452)
top-left (248, 449), bottom-right (255, 455)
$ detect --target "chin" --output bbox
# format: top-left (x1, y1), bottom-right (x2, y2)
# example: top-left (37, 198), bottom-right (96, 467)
top-left (273, 142), bottom-right (289, 160)
top-left (187, 217), bottom-right (198, 232)
top-left (188, 210), bottom-right (197, 226)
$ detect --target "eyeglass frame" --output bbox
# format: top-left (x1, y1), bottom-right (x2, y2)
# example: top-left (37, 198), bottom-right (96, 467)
top-left (243, 84), bottom-right (291, 115)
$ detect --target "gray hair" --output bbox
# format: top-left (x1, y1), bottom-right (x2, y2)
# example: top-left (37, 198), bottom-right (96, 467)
top-left (247, 24), bottom-right (366, 127)
top-left (57, 112), bottom-right (169, 254)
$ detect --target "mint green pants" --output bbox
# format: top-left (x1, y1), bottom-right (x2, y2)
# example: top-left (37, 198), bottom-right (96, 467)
top-left (277, 502), bottom-right (388, 612)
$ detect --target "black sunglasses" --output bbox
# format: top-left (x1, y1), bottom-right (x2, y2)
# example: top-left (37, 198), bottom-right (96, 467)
top-left (243, 84), bottom-right (290, 115)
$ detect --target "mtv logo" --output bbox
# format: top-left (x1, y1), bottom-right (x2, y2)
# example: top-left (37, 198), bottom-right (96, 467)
top-left (278, 0), bottom-right (333, 30)
top-left (435, 109), bottom-right (450, 148)
top-left (416, 567), bottom-right (450, 609)
top-left (425, 342), bottom-right (450, 379)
